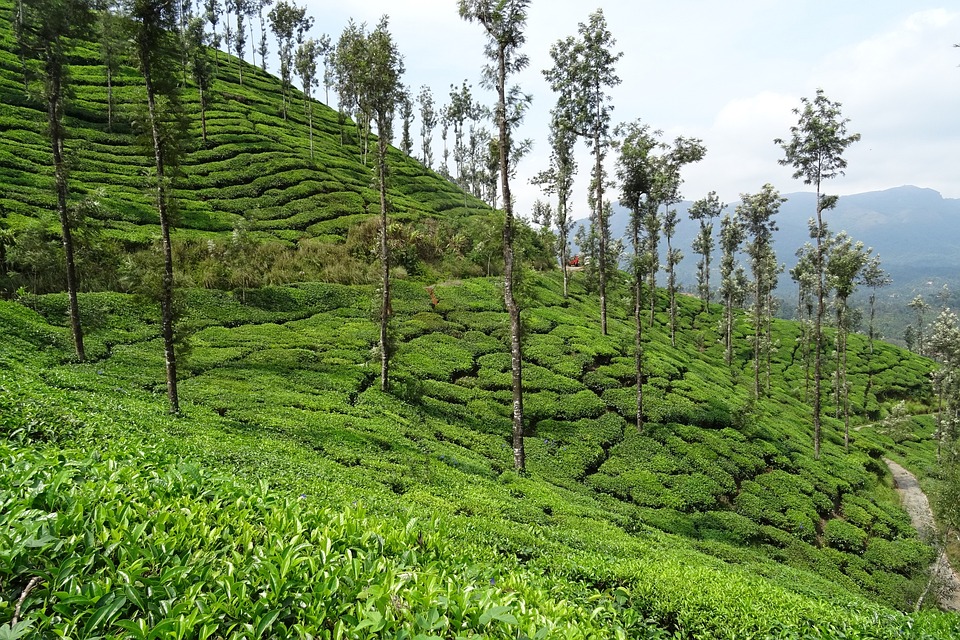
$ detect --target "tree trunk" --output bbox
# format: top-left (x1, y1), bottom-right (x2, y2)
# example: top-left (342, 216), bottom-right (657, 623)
top-left (378, 132), bottom-right (390, 392)
top-left (144, 64), bottom-right (180, 414)
top-left (667, 234), bottom-right (676, 347)
top-left (753, 275), bottom-right (761, 399)
top-left (765, 292), bottom-right (773, 393)
top-left (813, 187), bottom-right (824, 459)
top-left (199, 84), bottom-right (208, 143)
top-left (594, 130), bottom-right (607, 336)
top-left (634, 223), bottom-right (643, 432)
top-left (835, 305), bottom-right (843, 419)
top-left (248, 20), bottom-right (256, 67)
top-left (47, 62), bottom-right (85, 362)
top-left (725, 293), bottom-right (733, 366)
top-left (559, 199), bottom-right (568, 298)
top-left (497, 50), bottom-right (524, 473)
top-left (840, 297), bottom-right (850, 453)
top-left (106, 66), bottom-right (113, 131)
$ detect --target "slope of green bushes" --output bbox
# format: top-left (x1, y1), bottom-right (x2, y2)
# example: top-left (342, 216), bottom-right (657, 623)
top-left (1, 268), bottom-right (955, 637)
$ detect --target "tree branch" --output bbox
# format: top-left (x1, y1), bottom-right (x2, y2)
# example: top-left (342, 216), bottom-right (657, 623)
top-left (11, 576), bottom-right (42, 626)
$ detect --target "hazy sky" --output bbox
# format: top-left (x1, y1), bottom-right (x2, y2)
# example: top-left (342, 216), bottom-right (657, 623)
top-left (303, 1), bottom-right (960, 218)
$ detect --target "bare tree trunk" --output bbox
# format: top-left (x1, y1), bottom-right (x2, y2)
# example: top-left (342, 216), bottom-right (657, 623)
top-left (634, 223), bottom-right (643, 432)
top-left (813, 187), bottom-right (824, 459)
top-left (667, 233), bottom-right (676, 347)
top-left (594, 130), bottom-right (607, 336)
top-left (560, 213), bottom-right (569, 298)
top-left (199, 84), bottom-right (208, 143)
top-left (47, 65), bottom-right (85, 362)
top-left (840, 298), bottom-right (850, 453)
top-left (144, 65), bottom-right (180, 414)
top-left (106, 66), bottom-right (114, 131)
top-left (753, 278), bottom-right (761, 399)
top-left (725, 293), bottom-right (734, 366)
top-left (835, 305), bottom-right (843, 419)
top-left (378, 133), bottom-right (390, 392)
top-left (497, 52), bottom-right (524, 473)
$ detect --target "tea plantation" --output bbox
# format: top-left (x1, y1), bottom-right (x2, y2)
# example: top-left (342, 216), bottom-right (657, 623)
top-left (2, 273), bottom-right (958, 638)
top-left (2, 0), bottom-right (959, 635)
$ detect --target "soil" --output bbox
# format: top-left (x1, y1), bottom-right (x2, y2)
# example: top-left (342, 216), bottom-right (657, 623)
top-left (884, 458), bottom-right (960, 611)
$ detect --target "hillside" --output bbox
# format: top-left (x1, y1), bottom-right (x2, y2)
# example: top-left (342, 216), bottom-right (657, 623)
top-left (0, 0), bottom-right (499, 293)
top-left (2, 272), bottom-right (958, 637)
top-left (1, 1), bottom-right (959, 637)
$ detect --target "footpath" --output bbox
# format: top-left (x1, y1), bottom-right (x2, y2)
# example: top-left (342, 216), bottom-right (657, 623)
top-left (884, 458), bottom-right (960, 611)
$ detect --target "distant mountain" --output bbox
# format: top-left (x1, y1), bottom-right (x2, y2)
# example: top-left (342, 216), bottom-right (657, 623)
top-left (575, 185), bottom-right (960, 293)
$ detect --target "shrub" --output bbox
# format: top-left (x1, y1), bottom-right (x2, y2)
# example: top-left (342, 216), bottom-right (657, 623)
top-left (823, 519), bottom-right (868, 553)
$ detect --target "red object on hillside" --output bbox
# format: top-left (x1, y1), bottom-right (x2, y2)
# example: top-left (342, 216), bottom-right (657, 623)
top-left (569, 255), bottom-right (580, 267)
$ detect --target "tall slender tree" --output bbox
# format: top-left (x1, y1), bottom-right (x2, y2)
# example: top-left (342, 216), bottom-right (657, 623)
top-left (399, 85), bottom-right (414, 156)
top-left (295, 37), bottom-right (319, 159)
top-left (459, 0), bottom-right (531, 473)
top-left (22, 0), bottom-right (92, 361)
top-left (792, 241), bottom-right (818, 403)
top-left (127, 0), bottom-right (185, 413)
top-left (417, 85), bottom-right (437, 168)
top-left (860, 254), bottom-right (890, 404)
top-left (930, 309), bottom-right (960, 465)
top-left (908, 294), bottom-right (930, 356)
top-left (232, 0), bottom-right (247, 83)
top-left (718, 212), bottom-right (745, 366)
top-left (615, 119), bottom-right (660, 431)
top-left (544, 9), bottom-right (621, 335)
top-left (256, 0), bottom-right (272, 71)
top-left (268, 0), bottom-right (310, 120)
top-left (826, 232), bottom-right (870, 451)
top-left (203, 0), bottom-right (221, 67)
top-left (186, 16), bottom-right (214, 144)
top-left (737, 184), bottom-right (785, 399)
top-left (662, 137), bottom-right (705, 344)
top-left (335, 20), bottom-right (380, 164)
top-left (95, 0), bottom-right (124, 131)
top-left (688, 191), bottom-right (725, 313)
top-left (531, 113), bottom-right (577, 297)
top-left (316, 33), bottom-right (332, 104)
top-left (776, 89), bottom-right (860, 459)
top-left (368, 18), bottom-right (404, 392)
top-left (332, 17), bottom-right (404, 390)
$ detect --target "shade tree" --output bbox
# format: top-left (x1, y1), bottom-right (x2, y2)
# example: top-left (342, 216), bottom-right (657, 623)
top-left (615, 119), bottom-right (661, 430)
top-left (20, 0), bottom-right (95, 362)
top-left (459, 0), bottom-right (532, 473)
top-left (544, 9), bottom-right (621, 335)
top-left (718, 213), bottom-right (744, 366)
top-left (688, 191), bottom-right (726, 314)
top-left (736, 184), bottom-right (785, 399)
top-left (127, 0), bottom-right (189, 413)
top-left (268, 0), bottom-right (311, 121)
top-left (294, 36), bottom-right (319, 158)
top-left (399, 85), bottom-right (414, 157)
top-left (825, 231), bottom-right (871, 451)
top-left (531, 113), bottom-right (577, 298)
top-left (776, 89), bottom-right (860, 459)
top-left (417, 85), bottom-right (437, 168)
top-left (186, 16), bottom-right (214, 144)
top-left (908, 294), bottom-right (930, 356)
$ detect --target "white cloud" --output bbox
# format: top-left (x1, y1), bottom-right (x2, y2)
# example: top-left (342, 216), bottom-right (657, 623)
top-left (302, 2), bottom-right (960, 218)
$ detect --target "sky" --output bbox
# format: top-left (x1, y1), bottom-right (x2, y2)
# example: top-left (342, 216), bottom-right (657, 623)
top-left (301, 1), bottom-right (960, 220)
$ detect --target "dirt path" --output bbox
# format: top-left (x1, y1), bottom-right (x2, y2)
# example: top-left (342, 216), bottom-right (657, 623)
top-left (884, 458), bottom-right (960, 611)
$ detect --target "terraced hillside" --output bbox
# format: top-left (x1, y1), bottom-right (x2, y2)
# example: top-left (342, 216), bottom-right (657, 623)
top-left (2, 2), bottom-right (959, 637)
top-left (3, 269), bottom-right (956, 637)
top-left (0, 0), bottom-right (484, 251)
